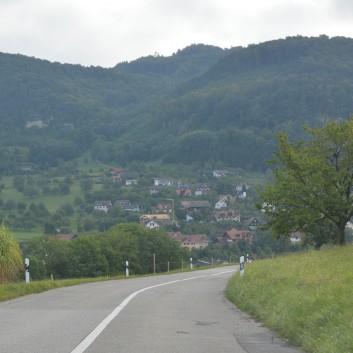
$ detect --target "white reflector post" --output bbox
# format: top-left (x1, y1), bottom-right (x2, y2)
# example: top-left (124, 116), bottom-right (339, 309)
top-left (240, 256), bottom-right (245, 277)
top-left (25, 257), bottom-right (30, 284)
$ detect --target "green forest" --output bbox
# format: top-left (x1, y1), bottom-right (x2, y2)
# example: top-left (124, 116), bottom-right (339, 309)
top-left (1, 35), bottom-right (353, 174)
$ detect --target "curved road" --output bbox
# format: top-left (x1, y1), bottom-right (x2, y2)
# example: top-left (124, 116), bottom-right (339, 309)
top-left (0, 266), bottom-right (304, 353)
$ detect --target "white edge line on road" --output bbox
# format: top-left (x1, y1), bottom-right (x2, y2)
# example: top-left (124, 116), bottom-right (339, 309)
top-left (71, 269), bottom-right (235, 353)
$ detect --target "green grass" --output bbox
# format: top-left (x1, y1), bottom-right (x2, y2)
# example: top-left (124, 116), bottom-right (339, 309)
top-left (1, 177), bottom-right (24, 203)
top-left (11, 228), bottom-right (44, 242)
top-left (0, 264), bottom-right (213, 303)
top-left (1, 173), bottom-right (104, 241)
top-left (226, 246), bottom-right (353, 353)
top-left (0, 277), bottom-right (122, 302)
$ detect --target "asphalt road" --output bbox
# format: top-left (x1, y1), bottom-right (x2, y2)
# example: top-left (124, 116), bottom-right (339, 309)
top-left (0, 266), bottom-right (304, 353)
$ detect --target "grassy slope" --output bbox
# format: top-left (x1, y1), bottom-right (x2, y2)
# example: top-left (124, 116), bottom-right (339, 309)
top-left (226, 246), bottom-right (353, 353)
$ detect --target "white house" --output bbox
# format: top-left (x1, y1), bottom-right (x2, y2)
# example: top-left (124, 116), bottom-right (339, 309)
top-left (94, 200), bottom-right (112, 212)
top-left (125, 179), bottom-right (137, 186)
top-left (144, 220), bottom-right (160, 229)
top-left (212, 170), bottom-right (228, 178)
top-left (290, 232), bottom-right (305, 244)
top-left (153, 178), bottom-right (175, 186)
top-left (195, 183), bottom-right (210, 196)
top-left (215, 200), bottom-right (227, 209)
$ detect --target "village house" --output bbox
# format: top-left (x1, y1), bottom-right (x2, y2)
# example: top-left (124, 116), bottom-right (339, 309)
top-left (235, 184), bottom-right (249, 198)
top-left (214, 209), bottom-right (241, 222)
top-left (247, 217), bottom-right (262, 230)
top-left (170, 232), bottom-right (209, 250)
top-left (155, 203), bottom-right (173, 213)
top-left (181, 234), bottom-right (209, 250)
top-left (180, 200), bottom-right (211, 212)
top-left (144, 220), bottom-right (160, 229)
top-left (213, 169), bottom-right (229, 178)
top-left (114, 200), bottom-right (140, 212)
top-left (125, 179), bottom-right (137, 186)
top-left (111, 168), bottom-right (123, 183)
top-left (214, 200), bottom-right (227, 209)
top-left (290, 231), bottom-right (305, 244)
top-left (176, 184), bottom-right (192, 197)
top-left (219, 194), bottom-right (236, 203)
top-left (217, 228), bottom-right (254, 244)
top-left (153, 177), bottom-right (175, 186)
top-left (195, 183), bottom-right (210, 196)
top-left (94, 200), bottom-right (112, 212)
top-left (140, 214), bottom-right (171, 226)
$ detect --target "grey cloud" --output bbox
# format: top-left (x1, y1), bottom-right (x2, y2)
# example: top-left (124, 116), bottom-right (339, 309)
top-left (328, 0), bottom-right (353, 19)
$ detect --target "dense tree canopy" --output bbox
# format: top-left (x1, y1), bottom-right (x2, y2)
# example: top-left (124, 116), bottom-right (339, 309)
top-left (259, 117), bottom-right (353, 246)
top-left (24, 224), bottom-right (189, 279)
top-left (1, 37), bottom-right (353, 172)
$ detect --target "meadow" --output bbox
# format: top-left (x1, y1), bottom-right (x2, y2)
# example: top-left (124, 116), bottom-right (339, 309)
top-left (226, 245), bottom-right (353, 353)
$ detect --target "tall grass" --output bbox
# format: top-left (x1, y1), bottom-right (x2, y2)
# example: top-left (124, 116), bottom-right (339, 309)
top-left (0, 225), bottom-right (24, 282)
top-left (226, 246), bottom-right (353, 353)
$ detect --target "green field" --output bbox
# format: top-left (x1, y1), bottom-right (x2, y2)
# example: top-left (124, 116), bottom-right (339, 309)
top-left (1, 177), bottom-right (84, 241)
top-left (0, 159), bottom-right (106, 241)
top-left (226, 245), bottom-right (353, 353)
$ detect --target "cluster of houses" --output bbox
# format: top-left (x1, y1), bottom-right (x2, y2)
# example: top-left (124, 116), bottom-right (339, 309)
top-left (90, 169), bottom-right (268, 250)
top-left (55, 168), bottom-right (307, 249)
top-left (90, 168), bottom-right (309, 249)
top-left (149, 175), bottom-right (248, 199)
top-left (94, 200), bottom-right (140, 213)
top-left (171, 228), bottom-right (255, 250)
top-left (93, 198), bottom-right (263, 230)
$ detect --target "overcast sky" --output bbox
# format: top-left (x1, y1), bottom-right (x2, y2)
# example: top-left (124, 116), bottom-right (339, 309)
top-left (1, 0), bottom-right (353, 68)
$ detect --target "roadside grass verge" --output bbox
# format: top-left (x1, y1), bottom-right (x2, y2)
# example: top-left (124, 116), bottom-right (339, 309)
top-left (226, 245), bottom-right (353, 353)
top-left (0, 264), bottom-right (215, 303)
top-left (0, 277), bottom-right (122, 302)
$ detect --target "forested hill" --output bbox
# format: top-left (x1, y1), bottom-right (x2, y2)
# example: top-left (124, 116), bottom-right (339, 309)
top-left (114, 44), bottom-right (230, 78)
top-left (1, 36), bottom-right (353, 174)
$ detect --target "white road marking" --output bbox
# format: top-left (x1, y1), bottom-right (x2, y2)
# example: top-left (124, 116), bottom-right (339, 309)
top-left (71, 269), bottom-right (235, 353)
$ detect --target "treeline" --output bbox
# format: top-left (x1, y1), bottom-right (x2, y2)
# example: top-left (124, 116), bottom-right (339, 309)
top-left (23, 224), bottom-right (302, 281)
top-left (91, 128), bottom-right (277, 170)
top-left (23, 224), bottom-right (189, 280)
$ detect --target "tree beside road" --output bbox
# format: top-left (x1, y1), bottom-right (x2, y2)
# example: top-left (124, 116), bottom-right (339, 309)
top-left (259, 117), bottom-right (353, 247)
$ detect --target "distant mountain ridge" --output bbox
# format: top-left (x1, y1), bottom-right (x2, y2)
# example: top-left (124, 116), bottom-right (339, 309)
top-left (0, 36), bottom-right (353, 174)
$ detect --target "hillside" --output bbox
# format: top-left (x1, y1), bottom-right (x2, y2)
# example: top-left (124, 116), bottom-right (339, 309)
top-left (134, 35), bottom-right (353, 169)
top-left (1, 36), bottom-right (353, 173)
top-left (0, 44), bottom-right (228, 173)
